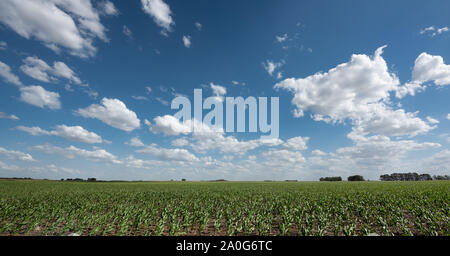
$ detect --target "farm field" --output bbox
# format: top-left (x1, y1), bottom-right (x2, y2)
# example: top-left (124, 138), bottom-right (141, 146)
top-left (0, 180), bottom-right (448, 236)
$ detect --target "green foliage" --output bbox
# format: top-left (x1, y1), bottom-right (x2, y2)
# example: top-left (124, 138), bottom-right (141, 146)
top-left (0, 180), bottom-right (448, 236)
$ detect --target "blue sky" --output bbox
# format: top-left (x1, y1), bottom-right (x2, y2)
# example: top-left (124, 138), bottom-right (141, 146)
top-left (0, 0), bottom-right (449, 181)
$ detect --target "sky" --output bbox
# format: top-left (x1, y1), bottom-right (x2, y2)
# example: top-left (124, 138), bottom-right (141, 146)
top-left (0, 0), bottom-right (449, 181)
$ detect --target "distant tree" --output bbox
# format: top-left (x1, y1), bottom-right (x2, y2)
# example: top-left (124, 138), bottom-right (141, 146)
top-left (87, 178), bottom-right (96, 182)
top-left (181, 178), bottom-right (186, 182)
top-left (419, 174), bottom-right (432, 181)
top-left (320, 177), bottom-right (342, 182)
top-left (381, 172), bottom-right (437, 181)
top-left (348, 175), bottom-right (364, 181)
top-left (433, 175), bottom-right (450, 180)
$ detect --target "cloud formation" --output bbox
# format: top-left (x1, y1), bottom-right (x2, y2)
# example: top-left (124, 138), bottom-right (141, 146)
top-left (76, 98), bottom-right (141, 132)
top-left (20, 56), bottom-right (81, 85)
top-left (17, 125), bottom-right (104, 144)
top-left (141, 0), bottom-right (174, 35)
top-left (0, 0), bottom-right (109, 57)
top-left (19, 85), bottom-right (61, 110)
top-left (275, 46), bottom-right (434, 137)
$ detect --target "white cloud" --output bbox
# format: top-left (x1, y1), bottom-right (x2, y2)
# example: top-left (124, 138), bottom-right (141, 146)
top-left (0, 41), bottom-right (7, 50)
top-left (151, 115), bottom-right (193, 136)
top-left (420, 149), bottom-right (450, 170)
top-left (195, 22), bottom-right (202, 31)
top-left (16, 126), bottom-right (50, 136)
top-left (17, 125), bottom-right (103, 144)
top-left (0, 147), bottom-right (35, 162)
top-left (33, 144), bottom-right (121, 164)
top-left (0, 61), bottom-right (22, 86)
top-left (282, 136), bottom-right (309, 151)
top-left (307, 131), bottom-right (441, 179)
top-left (262, 149), bottom-right (306, 165)
top-left (447, 114), bottom-right (450, 120)
top-left (122, 25), bottom-right (132, 39)
top-left (275, 46), bottom-right (434, 137)
top-left (276, 34), bottom-right (288, 43)
top-left (155, 97), bottom-right (169, 106)
top-left (46, 164), bottom-right (80, 175)
top-left (396, 52), bottom-right (450, 98)
top-left (263, 60), bottom-right (283, 77)
top-left (132, 95), bottom-right (147, 101)
top-left (126, 137), bottom-right (145, 147)
top-left (183, 35), bottom-right (191, 48)
top-left (276, 72), bottom-right (283, 79)
top-left (151, 115), bottom-right (278, 155)
top-left (98, 1), bottom-right (118, 16)
top-left (210, 83), bottom-right (226, 102)
top-left (0, 0), bottom-right (108, 58)
top-left (19, 85), bottom-right (61, 110)
top-left (20, 56), bottom-right (81, 85)
top-left (311, 149), bottom-right (326, 156)
top-left (420, 26), bottom-right (435, 34)
top-left (435, 27), bottom-right (449, 36)
top-left (0, 161), bottom-right (20, 171)
top-left (123, 155), bottom-right (164, 170)
top-left (141, 0), bottom-right (174, 35)
top-left (411, 53), bottom-right (450, 86)
top-left (137, 144), bottom-right (199, 162)
top-left (171, 138), bottom-right (189, 147)
top-left (420, 26), bottom-right (449, 37)
top-left (0, 112), bottom-right (19, 120)
top-left (426, 116), bottom-right (440, 124)
top-left (76, 98), bottom-right (140, 132)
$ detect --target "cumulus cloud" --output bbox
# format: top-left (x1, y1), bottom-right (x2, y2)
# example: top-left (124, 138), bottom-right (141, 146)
top-left (0, 61), bottom-right (22, 86)
top-left (171, 138), bottom-right (189, 147)
top-left (76, 98), bottom-right (140, 131)
top-left (33, 144), bottom-right (121, 164)
top-left (20, 56), bottom-right (81, 85)
top-left (19, 85), bottom-right (61, 110)
top-left (276, 34), bottom-right (288, 43)
top-left (419, 149), bottom-right (450, 170)
top-left (275, 46), bottom-right (434, 137)
top-left (141, 0), bottom-right (174, 35)
top-left (263, 60), bottom-right (283, 77)
top-left (137, 144), bottom-right (199, 162)
top-left (151, 115), bottom-right (280, 155)
top-left (126, 137), bottom-right (145, 147)
top-left (282, 136), bottom-right (309, 151)
top-left (183, 35), bottom-right (191, 48)
top-left (0, 112), bottom-right (19, 120)
top-left (0, 0), bottom-right (109, 58)
top-left (411, 53), bottom-right (450, 86)
top-left (17, 125), bottom-right (104, 144)
top-left (0, 147), bottom-right (35, 162)
top-left (262, 149), bottom-right (306, 165)
top-left (396, 52), bottom-right (450, 98)
top-left (151, 115), bottom-right (193, 136)
top-left (98, 1), bottom-right (118, 16)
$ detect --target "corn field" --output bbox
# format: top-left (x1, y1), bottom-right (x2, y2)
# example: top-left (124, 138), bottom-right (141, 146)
top-left (0, 180), bottom-right (448, 236)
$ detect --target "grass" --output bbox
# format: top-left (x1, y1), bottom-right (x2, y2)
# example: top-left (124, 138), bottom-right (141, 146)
top-left (0, 180), bottom-right (448, 236)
